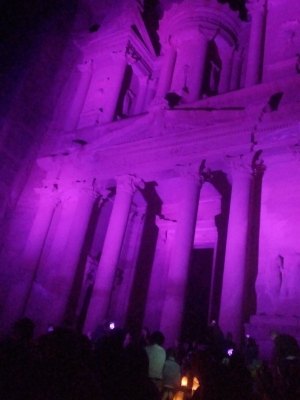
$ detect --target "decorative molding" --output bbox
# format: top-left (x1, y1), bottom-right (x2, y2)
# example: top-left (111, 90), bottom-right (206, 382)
top-left (126, 41), bottom-right (152, 77)
top-left (116, 174), bottom-right (145, 194)
top-left (252, 150), bottom-right (266, 176)
top-left (226, 152), bottom-right (254, 175)
top-left (226, 150), bottom-right (265, 177)
top-left (175, 159), bottom-right (212, 185)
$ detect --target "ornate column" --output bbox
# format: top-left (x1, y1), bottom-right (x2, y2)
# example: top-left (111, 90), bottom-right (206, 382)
top-left (230, 48), bottom-right (243, 91)
top-left (144, 216), bottom-right (176, 331)
top-left (171, 29), bottom-right (208, 103)
top-left (23, 184), bottom-right (79, 333)
top-left (84, 174), bottom-right (144, 335)
top-left (109, 207), bottom-right (145, 327)
top-left (219, 154), bottom-right (255, 342)
top-left (245, 0), bottom-right (267, 87)
top-left (156, 38), bottom-right (177, 98)
top-left (219, 48), bottom-right (234, 94)
top-left (43, 182), bottom-right (101, 327)
top-left (1, 183), bottom-right (60, 331)
top-left (143, 76), bottom-right (156, 110)
top-left (64, 60), bottom-right (93, 131)
top-left (160, 167), bottom-right (205, 346)
top-left (134, 75), bottom-right (149, 115)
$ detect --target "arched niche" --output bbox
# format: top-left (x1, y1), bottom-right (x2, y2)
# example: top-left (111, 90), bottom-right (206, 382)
top-left (114, 65), bottom-right (140, 119)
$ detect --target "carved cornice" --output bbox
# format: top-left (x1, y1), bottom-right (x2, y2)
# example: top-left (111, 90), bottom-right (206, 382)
top-left (36, 178), bottom-right (102, 206)
top-left (126, 41), bottom-right (152, 77)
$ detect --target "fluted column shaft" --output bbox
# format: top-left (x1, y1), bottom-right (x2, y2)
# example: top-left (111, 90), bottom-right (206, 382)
top-left (84, 175), bottom-right (144, 334)
top-left (144, 218), bottom-right (175, 331)
top-left (245, 0), bottom-right (267, 87)
top-left (219, 49), bottom-right (234, 94)
top-left (219, 157), bottom-right (253, 343)
top-left (134, 75), bottom-right (148, 114)
top-left (160, 173), bottom-right (202, 346)
top-left (45, 185), bottom-right (98, 327)
top-left (156, 42), bottom-right (177, 98)
top-left (24, 187), bottom-right (80, 334)
top-left (1, 186), bottom-right (59, 331)
top-left (230, 49), bottom-right (243, 91)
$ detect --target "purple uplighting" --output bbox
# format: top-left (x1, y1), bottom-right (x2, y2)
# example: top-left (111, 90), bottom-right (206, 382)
top-left (1, 0), bottom-right (300, 362)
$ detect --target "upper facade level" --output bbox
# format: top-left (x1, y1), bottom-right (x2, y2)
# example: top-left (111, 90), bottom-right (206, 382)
top-left (51, 0), bottom-right (300, 133)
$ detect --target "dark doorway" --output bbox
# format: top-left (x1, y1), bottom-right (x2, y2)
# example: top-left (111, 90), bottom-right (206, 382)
top-left (181, 248), bottom-right (214, 342)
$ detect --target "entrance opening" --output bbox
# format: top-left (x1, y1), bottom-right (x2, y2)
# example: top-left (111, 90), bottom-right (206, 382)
top-left (181, 248), bottom-right (214, 342)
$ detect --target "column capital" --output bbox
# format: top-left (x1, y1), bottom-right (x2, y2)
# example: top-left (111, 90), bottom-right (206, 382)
top-left (39, 179), bottom-right (99, 205)
top-left (176, 160), bottom-right (212, 186)
top-left (149, 96), bottom-right (169, 110)
top-left (79, 180), bottom-right (99, 198)
top-left (59, 179), bottom-right (100, 204)
top-left (160, 35), bottom-right (176, 52)
top-left (176, 163), bottom-right (200, 183)
top-left (199, 159), bottom-right (214, 185)
top-left (226, 154), bottom-right (253, 176)
top-left (252, 150), bottom-right (266, 176)
top-left (35, 181), bottom-right (61, 206)
top-left (226, 150), bottom-right (265, 177)
top-left (116, 174), bottom-right (145, 195)
top-left (247, 0), bottom-right (267, 17)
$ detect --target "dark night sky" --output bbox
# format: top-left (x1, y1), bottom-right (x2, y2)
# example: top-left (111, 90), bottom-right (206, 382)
top-left (0, 0), bottom-right (78, 116)
top-left (0, 0), bottom-right (248, 63)
top-left (0, 0), bottom-right (77, 73)
top-left (0, 0), bottom-right (248, 90)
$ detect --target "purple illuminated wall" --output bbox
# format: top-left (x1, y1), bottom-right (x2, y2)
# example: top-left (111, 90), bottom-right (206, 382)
top-left (0, 0), bottom-right (300, 358)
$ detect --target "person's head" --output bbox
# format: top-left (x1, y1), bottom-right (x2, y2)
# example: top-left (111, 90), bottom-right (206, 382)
top-left (271, 331), bottom-right (278, 341)
top-left (166, 347), bottom-right (176, 359)
top-left (149, 330), bottom-right (165, 346)
top-left (12, 317), bottom-right (35, 342)
top-left (141, 326), bottom-right (150, 339)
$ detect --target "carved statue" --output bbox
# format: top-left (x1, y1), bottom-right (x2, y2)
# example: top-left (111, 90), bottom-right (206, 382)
top-left (258, 252), bottom-right (300, 317)
top-left (122, 88), bottom-right (136, 116)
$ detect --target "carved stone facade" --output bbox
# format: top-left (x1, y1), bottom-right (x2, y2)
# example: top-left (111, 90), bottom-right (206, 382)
top-left (0, 0), bottom-right (300, 357)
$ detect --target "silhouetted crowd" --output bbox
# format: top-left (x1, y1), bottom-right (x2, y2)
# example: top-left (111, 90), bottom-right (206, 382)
top-left (0, 318), bottom-right (300, 400)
